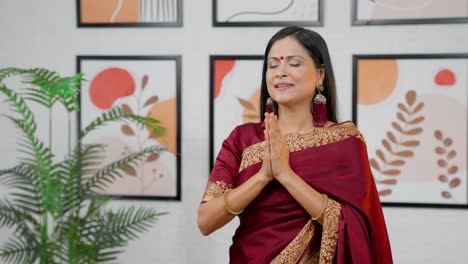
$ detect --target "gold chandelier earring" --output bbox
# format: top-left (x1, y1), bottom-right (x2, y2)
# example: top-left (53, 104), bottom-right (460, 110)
top-left (312, 83), bottom-right (327, 127)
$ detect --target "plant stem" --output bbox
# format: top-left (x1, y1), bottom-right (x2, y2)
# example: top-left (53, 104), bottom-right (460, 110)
top-left (49, 107), bottom-right (52, 151)
top-left (68, 113), bottom-right (71, 155)
top-left (40, 107), bottom-right (53, 263)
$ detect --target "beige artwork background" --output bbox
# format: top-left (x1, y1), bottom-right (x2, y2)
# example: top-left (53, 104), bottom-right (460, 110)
top-left (356, 56), bottom-right (467, 205)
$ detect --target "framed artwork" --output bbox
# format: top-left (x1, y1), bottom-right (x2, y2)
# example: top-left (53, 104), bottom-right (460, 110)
top-left (352, 54), bottom-right (468, 208)
top-left (209, 55), bottom-right (263, 169)
top-left (77, 55), bottom-right (181, 200)
top-left (352, 0), bottom-right (468, 25)
top-left (77, 0), bottom-right (183, 27)
top-left (213, 0), bottom-right (323, 27)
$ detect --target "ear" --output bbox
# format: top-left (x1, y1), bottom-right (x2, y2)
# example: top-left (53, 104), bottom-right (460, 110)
top-left (318, 64), bottom-right (325, 85)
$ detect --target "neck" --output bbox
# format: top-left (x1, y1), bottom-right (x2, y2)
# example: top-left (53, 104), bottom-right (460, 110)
top-left (277, 104), bottom-right (314, 134)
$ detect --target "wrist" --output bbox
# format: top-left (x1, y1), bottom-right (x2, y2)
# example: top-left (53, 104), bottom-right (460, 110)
top-left (255, 172), bottom-right (272, 186)
top-left (275, 167), bottom-right (295, 184)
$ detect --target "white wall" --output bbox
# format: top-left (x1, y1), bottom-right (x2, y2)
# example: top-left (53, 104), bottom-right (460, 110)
top-left (1, 0), bottom-right (468, 263)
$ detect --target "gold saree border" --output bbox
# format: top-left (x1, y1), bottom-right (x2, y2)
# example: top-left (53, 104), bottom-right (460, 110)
top-left (318, 199), bottom-right (341, 264)
top-left (201, 180), bottom-right (233, 202)
top-left (239, 122), bottom-right (364, 171)
top-left (271, 220), bottom-right (316, 264)
top-left (270, 199), bottom-right (341, 264)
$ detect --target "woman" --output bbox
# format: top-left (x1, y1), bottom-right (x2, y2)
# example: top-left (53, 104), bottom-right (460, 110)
top-left (198, 26), bottom-right (392, 264)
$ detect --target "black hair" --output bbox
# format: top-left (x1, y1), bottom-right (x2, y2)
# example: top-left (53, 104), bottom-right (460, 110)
top-left (259, 26), bottom-right (337, 123)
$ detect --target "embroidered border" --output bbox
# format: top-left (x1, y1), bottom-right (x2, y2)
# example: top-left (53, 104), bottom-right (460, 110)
top-left (239, 122), bottom-right (364, 171)
top-left (318, 199), bottom-right (341, 264)
top-left (201, 180), bottom-right (233, 203)
top-left (271, 220), bottom-right (316, 264)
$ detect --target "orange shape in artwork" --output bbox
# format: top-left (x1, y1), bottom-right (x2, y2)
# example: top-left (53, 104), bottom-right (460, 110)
top-left (435, 69), bottom-right (456, 86)
top-left (241, 87), bottom-right (261, 123)
top-left (81, 0), bottom-right (139, 23)
top-left (89, 68), bottom-right (135, 110)
top-left (358, 59), bottom-right (398, 105)
top-left (147, 98), bottom-right (177, 155)
top-left (214, 60), bottom-right (235, 99)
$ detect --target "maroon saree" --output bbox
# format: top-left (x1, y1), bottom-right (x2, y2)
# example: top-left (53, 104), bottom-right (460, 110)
top-left (202, 121), bottom-right (392, 264)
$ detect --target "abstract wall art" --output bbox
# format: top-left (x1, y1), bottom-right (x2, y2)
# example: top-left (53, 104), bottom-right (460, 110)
top-left (77, 0), bottom-right (183, 27)
top-left (213, 0), bottom-right (322, 27)
top-left (77, 55), bottom-right (181, 200)
top-left (352, 0), bottom-right (468, 25)
top-left (209, 55), bottom-right (263, 168)
top-left (353, 54), bottom-right (468, 208)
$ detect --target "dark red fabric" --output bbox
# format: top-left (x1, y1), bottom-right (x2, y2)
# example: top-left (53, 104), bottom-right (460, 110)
top-left (208, 121), bottom-right (392, 264)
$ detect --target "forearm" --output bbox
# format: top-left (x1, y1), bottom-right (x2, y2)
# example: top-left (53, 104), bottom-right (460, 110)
top-left (197, 173), bottom-right (270, 236)
top-left (276, 169), bottom-right (326, 225)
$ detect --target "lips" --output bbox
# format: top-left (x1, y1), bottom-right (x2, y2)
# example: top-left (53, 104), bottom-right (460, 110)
top-left (274, 82), bottom-right (294, 90)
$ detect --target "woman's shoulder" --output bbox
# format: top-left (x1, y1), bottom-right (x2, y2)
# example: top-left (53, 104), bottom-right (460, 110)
top-left (327, 120), bottom-right (366, 142)
top-left (232, 121), bottom-right (263, 134)
top-left (229, 122), bottom-right (264, 148)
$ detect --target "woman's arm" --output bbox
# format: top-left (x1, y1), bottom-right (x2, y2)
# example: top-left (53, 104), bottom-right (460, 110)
top-left (197, 172), bottom-right (270, 236)
top-left (198, 122), bottom-right (273, 236)
top-left (266, 114), bottom-right (328, 225)
top-left (275, 170), bottom-right (326, 225)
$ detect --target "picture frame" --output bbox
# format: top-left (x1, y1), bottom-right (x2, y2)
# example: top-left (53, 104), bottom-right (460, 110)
top-left (209, 55), bottom-right (264, 169)
top-left (213, 0), bottom-right (323, 27)
top-left (352, 0), bottom-right (468, 26)
top-left (77, 0), bottom-right (183, 27)
top-left (77, 55), bottom-right (181, 200)
top-left (352, 53), bottom-right (468, 208)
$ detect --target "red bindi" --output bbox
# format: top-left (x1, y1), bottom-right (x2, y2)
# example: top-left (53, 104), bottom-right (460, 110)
top-left (280, 56), bottom-right (284, 60)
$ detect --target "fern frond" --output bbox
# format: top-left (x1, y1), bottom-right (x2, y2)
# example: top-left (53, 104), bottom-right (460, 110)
top-left (55, 144), bottom-right (106, 215)
top-left (77, 207), bottom-right (164, 263)
top-left (22, 87), bottom-right (56, 108)
top-left (80, 107), bottom-right (165, 139)
top-left (99, 207), bottom-right (164, 246)
top-left (26, 68), bottom-right (60, 90)
top-left (0, 237), bottom-right (39, 264)
top-left (0, 85), bottom-right (37, 135)
top-left (0, 68), bottom-right (31, 84)
top-left (0, 199), bottom-right (39, 229)
top-left (0, 165), bottom-right (43, 215)
top-left (50, 74), bottom-right (83, 113)
top-left (82, 146), bottom-right (165, 193)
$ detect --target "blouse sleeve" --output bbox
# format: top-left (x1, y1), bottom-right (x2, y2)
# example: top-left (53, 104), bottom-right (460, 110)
top-left (201, 126), bottom-right (243, 203)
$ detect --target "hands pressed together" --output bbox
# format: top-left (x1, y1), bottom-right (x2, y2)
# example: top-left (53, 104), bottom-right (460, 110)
top-left (259, 112), bottom-right (292, 183)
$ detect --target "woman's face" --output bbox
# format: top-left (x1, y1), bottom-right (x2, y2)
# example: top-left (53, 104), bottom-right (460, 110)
top-left (266, 36), bottom-right (323, 108)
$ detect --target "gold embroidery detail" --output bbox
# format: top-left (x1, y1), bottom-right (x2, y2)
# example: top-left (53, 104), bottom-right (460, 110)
top-left (240, 122), bottom-right (364, 171)
top-left (305, 249), bottom-right (320, 264)
top-left (201, 180), bottom-right (233, 202)
top-left (318, 199), bottom-right (341, 264)
top-left (271, 220), bottom-right (316, 264)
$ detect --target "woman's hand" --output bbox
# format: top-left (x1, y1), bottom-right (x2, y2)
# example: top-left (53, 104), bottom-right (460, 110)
top-left (257, 112), bottom-right (274, 183)
top-left (265, 113), bottom-right (292, 179)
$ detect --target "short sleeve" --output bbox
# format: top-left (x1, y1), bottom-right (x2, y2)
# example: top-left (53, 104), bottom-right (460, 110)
top-left (201, 126), bottom-right (243, 203)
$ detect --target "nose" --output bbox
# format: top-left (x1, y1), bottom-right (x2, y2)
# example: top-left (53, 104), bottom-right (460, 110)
top-left (275, 64), bottom-right (288, 78)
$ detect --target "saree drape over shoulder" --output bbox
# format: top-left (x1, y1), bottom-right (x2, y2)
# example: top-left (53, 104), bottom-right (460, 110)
top-left (202, 121), bottom-right (392, 264)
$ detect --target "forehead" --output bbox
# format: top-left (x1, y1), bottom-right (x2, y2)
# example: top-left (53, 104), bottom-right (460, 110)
top-left (268, 36), bottom-right (309, 57)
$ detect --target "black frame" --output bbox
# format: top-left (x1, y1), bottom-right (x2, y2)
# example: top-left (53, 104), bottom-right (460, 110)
top-left (209, 55), bottom-right (264, 170)
top-left (352, 53), bottom-right (468, 209)
top-left (77, 0), bottom-right (183, 27)
top-left (76, 55), bottom-right (182, 201)
top-left (351, 0), bottom-right (468, 26)
top-left (213, 0), bottom-right (323, 27)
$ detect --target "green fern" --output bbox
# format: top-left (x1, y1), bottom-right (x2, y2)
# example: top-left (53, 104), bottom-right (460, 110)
top-left (80, 107), bottom-right (166, 139)
top-left (0, 67), bottom-right (167, 264)
top-left (0, 237), bottom-right (39, 264)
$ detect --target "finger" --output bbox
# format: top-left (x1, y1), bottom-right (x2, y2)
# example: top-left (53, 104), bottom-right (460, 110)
top-left (263, 129), bottom-right (270, 155)
top-left (264, 112), bottom-right (270, 132)
top-left (269, 115), bottom-right (282, 141)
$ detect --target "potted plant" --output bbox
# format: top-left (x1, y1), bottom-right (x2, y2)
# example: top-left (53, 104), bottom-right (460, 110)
top-left (0, 68), bottom-right (166, 264)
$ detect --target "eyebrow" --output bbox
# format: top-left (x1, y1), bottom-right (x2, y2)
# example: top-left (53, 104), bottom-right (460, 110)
top-left (267, 55), bottom-right (304, 60)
